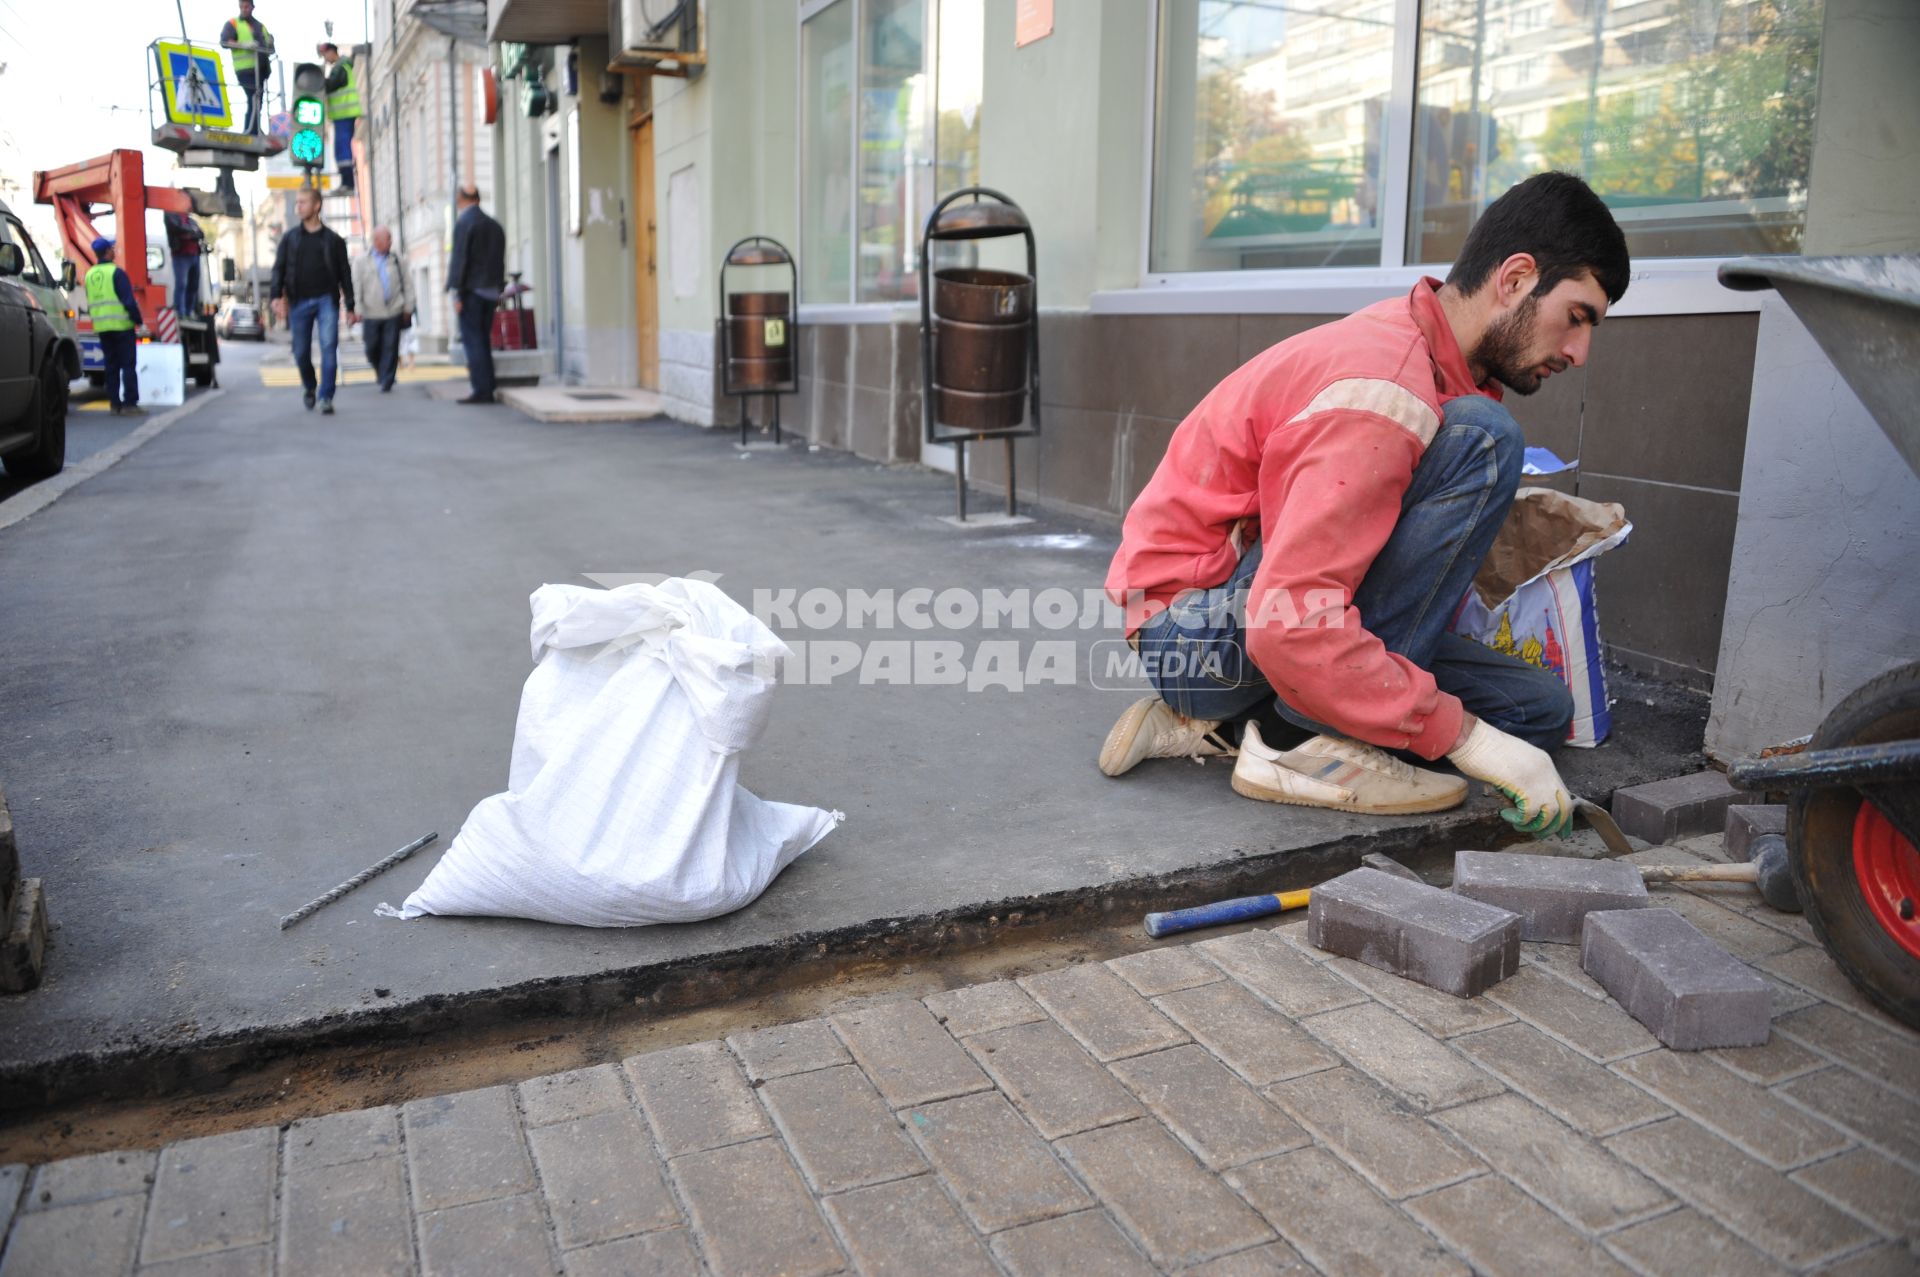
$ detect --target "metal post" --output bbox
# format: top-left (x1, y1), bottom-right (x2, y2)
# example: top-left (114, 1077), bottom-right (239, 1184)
top-left (956, 440), bottom-right (968, 521)
top-left (247, 195), bottom-right (261, 312)
top-left (772, 392), bottom-right (782, 445)
top-left (1004, 436), bottom-right (1015, 517)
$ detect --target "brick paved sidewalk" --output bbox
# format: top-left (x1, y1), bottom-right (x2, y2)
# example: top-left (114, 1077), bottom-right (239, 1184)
top-left (3, 837), bottom-right (1916, 1277)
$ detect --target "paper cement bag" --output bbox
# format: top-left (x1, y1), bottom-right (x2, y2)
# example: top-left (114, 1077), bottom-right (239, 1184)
top-left (1449, 487), bottom-right (1631, 748)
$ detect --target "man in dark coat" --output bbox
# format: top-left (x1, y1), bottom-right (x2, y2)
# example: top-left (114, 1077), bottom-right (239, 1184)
top-left (446, 185), bottom-right (506, 404)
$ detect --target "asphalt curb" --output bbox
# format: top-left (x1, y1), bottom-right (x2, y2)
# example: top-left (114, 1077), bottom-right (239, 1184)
top-left (0, 390), bottom-right (225, 535)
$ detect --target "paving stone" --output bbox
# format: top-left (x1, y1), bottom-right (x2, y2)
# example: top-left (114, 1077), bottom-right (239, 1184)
top-left (1816, 1243), bottom-right (1920, 1277)
top-left (831, 999), bottom-right (991, 1108)
top-left (1606, 1117), bottom-right (1876, 1267)
top-left (561, 1228), bottom-right (701, 1277)
top-left (1406, 1173), bottom-right (1633, 1277)
top-left (924, 980), bottom-right (1047, 1038)
top-left (1020, 962), bottom-right (1187, 1061)
top-left (1429, 1093), bottom-right (1669, 1230)
top-left (25, 1149), bottom-right (155, 1210)
top-left (0, 1163), bottom-right (22, 1242)
top-left (1726, 804), bottom-right (1788, 861)
top-left (525, 1109), bottom-right (680, 1249)
top-left (1520, 940), bottom-right (1613, 998)
top-left (757, 1064), bottom-right (925, 1193)
top-left (1707, 1032), bottom-right (1826, 1085)
top-left (139, 1243), bottom-right (271, 1276)
top-left (670, 1139), bottom-right (841, 1277)
top-left (1265, 1067), bottom-right (1481, 1199)
top-left (1153, 978), bottom-right (1339, 1086)
top-left (1735, 898), bottom-right (1822, 948)
top-left (1184, 1241), bottom-right (1315, 1275)
top-left (278, 1154), bottom-right (412, 1277)
top-left (1110, 1045), bottom-right (1309, 1171)
top-left (1453, 1022), bottom-right (1671, 1136)
top-left (401, 1086), bottom-right (536, 1213)
top-left (516, 1064), bottom-right (630, 1128)
top-left (1226, 1147), bottom-right (1470, 1277)
top-left (725, 1018), bottom-right (850, 1082)
top-left (623, 1040), bottom-right (771, 1158)
top-left (1055, 1120), bottom-right (1275, 1269)
top-left (1603, 1208), bottom-right (1792, 1277)
top-left (416, 1194), bottom-right (553, 1277)
top-left (821, 1174), bottom-right (1000, 1277)
top-left (1307, 868), bottom-right (1521, 998)
top-left (966, 1019), bottom-right (1141, 1139)
top-left (1644, 889), bottom-right (1802, 961)
top-left (1485, 964), bottom-right (1662, 1062)
top-left (1298, 1003), bottom-right (1503, 1111)
top-left (1197, 927), bottom-right (1370, 1017)
top-left (1106, 946), bottom-right (1222, 997)
top-left (1582, 909), bottom-right (1774, 1050)
top-left (1320, 953), bottom-right (1516, 1038)
top-left (1775, 1002), bottom-right (1920, 1097)
top-left (285, 1107), bottom-right (401, 1171)
top-left (1611, 770), bottom-right (1758, 843)
top-left (1452, 849), bottom-right (1647, 943)
top-left (1779, 1068), bottom-right (1920, 1165)
top-left (899, 1091), bottom-right (1091, 1233)
top-left (0, 1195), bottom-right (144, 1277)
top-left (139, 1126), bottom-right (277, 1265)
top-left (1612, 1050), bottom-right (1848, 1169)
top-left (989, 1210), bottom-right (1156, 1277)
top-left (1791, 1147), bottom-right (1920, 1242)
top-left (1758, 948), bottom-right (1907, 1029)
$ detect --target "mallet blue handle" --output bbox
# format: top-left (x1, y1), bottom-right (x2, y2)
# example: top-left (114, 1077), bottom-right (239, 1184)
top-left (1144, 889), bottom-right (1311, 939)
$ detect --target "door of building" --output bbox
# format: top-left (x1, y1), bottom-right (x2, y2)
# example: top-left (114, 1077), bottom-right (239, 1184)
top-left (629, 99), bottom-right (658, 392)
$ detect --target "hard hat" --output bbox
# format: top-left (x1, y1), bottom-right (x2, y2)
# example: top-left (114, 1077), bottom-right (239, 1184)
top-left (91, 236), bottom-right (114, 254)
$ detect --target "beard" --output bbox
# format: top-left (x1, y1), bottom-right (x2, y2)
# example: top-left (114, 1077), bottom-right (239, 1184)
top-left (1472, 294), bottom-right (1547, 395)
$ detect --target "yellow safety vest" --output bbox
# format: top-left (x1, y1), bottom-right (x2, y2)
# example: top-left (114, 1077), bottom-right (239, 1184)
top-left (327, 58), bottom-right (362, 121)
top-left (84, 263), bottom-right (133, 333)
top-left (229, 17), bottom-right (269, 73)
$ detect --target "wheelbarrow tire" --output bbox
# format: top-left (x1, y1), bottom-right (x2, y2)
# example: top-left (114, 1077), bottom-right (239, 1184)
top-left (1789, 661), bottom-right (1920, 1030)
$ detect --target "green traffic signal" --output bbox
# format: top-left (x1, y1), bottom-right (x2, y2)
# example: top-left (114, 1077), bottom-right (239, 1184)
top-left (293, 97), bottom-right (325, 127)
top-left (290, 130), bottom-right (325, 165)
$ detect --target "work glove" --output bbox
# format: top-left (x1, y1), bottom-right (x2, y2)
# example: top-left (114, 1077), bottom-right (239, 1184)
top-left (1447, 718), bottom-right (1574, 837)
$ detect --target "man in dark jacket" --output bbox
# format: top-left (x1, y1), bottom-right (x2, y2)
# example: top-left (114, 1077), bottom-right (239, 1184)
top-left (446, 184), bottom-right (505, 404)
top-left (269, 186), bottom-right (358, 414)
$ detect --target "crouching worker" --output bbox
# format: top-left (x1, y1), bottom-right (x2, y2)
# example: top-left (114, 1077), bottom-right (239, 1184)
top-left (1099, 172), bottom-right (1629, 837)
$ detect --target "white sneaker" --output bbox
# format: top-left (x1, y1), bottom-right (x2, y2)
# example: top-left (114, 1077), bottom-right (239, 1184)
top-left (1230, 721), bottom-right (1468, 814)
top-left (1098, 697), bottom-right (1236, 777)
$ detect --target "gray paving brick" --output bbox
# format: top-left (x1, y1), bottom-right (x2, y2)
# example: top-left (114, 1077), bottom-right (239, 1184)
top-left (1606, 1117), bottom-right (1875, 1267)
top-left (1320, 953), bottom-right (1516, 1038)
top-left (966, 1019), bottom-right (1142, 1139)
top-left (0, 1196), bottom-right (144, 1277)
top-left (821, 1174), bottom-right (999, 1277)
top-left (138, 1243), bottom-right (271, 1276)
top-left (1486, 964), bottom-right (1662, 1062)
top-left (1816, 1243), bottom-right (1920, 1277)
top-left (669, 1139), bottom-right (842, 1277)
top-left (624, 1040), bottom-right (771, 1158)
top-left (1726, 803), bottom-right (1787, 861)
top-left (725, 1018), bottom-right (850, 1082)
top-left (1265, 1066), bottom-right (1481, 1199)
top-left (1612, 770), bottom-right (1756, 843)
top-left (1757, 947), bottom-right (1907, 1029)
top-left (1226, 1147), bottom-right (1469, 1277)
top-left (1603, 1208), bottom-right (1791, 1277)
top-left (139, 1126), bottom-right (277, 1265)
top-left (416, 1194), bottom-right (553, 1277)
top-left (284, 1107), bottom-right (401, 1171)
top-left (1153, 979), bottom-right (1339, 1086)
top-left (1522, 938), bottom-right (1613, 998)
top-left (899, 1091), bottom-right (1091, 1233)
top-left (1407, 1174), bottom-right (1632, 1277)
top-left (1197, 927), bottom-right (1369, 1018)
top-left (1779, 1068), bottom-right (1920, 1165)
top-left (1021, 962), bottom-right (1188, 1062)
top-left (1708, 1032), bottom-right (1826, 1085)
top-left (25, 1149), bottom-right (155, 1210)
top-left (757, 1064), bottom-right (925, 1193)
top-left (1430, 1093), bottom-right (1669, 1231)
top-left (1791, 1147), bottom-right (1920, 1242)
top-left (831, 999), bottom-right (991, 1108)
top-left (923, 980), bottom-right (1046, 1038)
top-left (525, 1109), bottom-right (680, 1249)
top-left (1056, 1120), bottom-right (1275, 1269)
top-left (1452, 1021), bottom-right (1670, 1136)
top-left (401, 1086), bottom-right (536, 1213)
top-left (1734, 897), bottom-right (1822, 949)
top-left (990, 1210), bottom-right (1156, 1277)
top-left (516, 1064), bottom-right (630, 1128)
top-left (1184, 1241), bottom-right (1315, 1275)
top-left (278, 1154), bottom-right (412, 1277)
top-left (1642, 889), bottom-right (1802, 962)
top-left (561, 1228), bottom-right (701, 1277)
top-left (1775, 1002), bottom-right (1920, 1097)
top-left (1582, 909), bottom-right (1773, 1052)
top-left (1308, 869), bottom-right (1522, 998)
top-left (1613, 1050), bottom-right (1848, 1169)
top-left (1107, 946), bottom-right (1222, 997)
top-left (1298, 1003), bottom-right (1503, 1111)
top-left (1453, 849), bottom-right (1647, 943)
top-left (1110, 1045), bottom-right (1309, 1171)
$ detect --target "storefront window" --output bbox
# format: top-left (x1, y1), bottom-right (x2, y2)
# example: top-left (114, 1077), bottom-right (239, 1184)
top-left (858, 0), bottom-right (932, 302)
top-left (801, 0), bottom-right (855, 304)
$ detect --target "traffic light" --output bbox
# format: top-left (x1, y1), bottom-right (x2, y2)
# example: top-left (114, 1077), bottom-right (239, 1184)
top-left (290, 62), bottom-right (327, 171)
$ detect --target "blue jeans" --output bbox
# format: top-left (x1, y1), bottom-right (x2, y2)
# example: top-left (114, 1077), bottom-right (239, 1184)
top-left (172, 256), bottom-right (200, 318)
top-left (334, 119), bottom-right (357, 188)
top-left (289, 295), bottom-right (339, 401)
top-left (98, 330), bottom-right (139, 409)
top-left (1135, 394), bottom-right (1574, 750)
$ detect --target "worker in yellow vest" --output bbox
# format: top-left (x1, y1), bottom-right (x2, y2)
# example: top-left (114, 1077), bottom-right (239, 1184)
top-left (219, 1), bottom-right (275, 133)
top-left (319, 42), bottom-right (363, 192)
top-left (84, 237), bottom-right (145, 417)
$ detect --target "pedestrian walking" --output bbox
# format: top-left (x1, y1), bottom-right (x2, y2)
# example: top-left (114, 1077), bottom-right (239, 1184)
top-left (446, 185), bottom-right (505, 404)
top-left (219, 1), bottom-right (274, 134)
top-left (164, 211), bottom-right (204, 319)
top-left (352, 226), bottom-right (413, 393)
top-left (84, 236), bottom-right (144, 417)
top-left (269, 186), bottom-right (357, 414)
top-left (318, 43), bottom-right (362, 192)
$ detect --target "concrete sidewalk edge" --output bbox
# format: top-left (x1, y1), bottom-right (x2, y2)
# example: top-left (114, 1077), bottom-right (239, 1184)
top-left (0, 391), bottom-right (225, 535)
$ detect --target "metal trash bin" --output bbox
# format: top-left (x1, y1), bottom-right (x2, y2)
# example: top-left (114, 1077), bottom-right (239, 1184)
top-left (718, 237), bottom-right (798, 446)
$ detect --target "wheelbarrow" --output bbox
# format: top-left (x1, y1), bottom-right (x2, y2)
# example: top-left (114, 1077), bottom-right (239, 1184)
top-left (1718, 255), bottom-right (1920, 1029)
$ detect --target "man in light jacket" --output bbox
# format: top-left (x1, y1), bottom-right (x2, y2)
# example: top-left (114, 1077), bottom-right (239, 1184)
top-left (352, 226), bottom-right (413, 393)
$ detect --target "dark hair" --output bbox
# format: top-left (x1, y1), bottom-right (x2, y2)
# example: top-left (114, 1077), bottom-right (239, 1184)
top-left (1445, 172), bottom-right (1630, 305)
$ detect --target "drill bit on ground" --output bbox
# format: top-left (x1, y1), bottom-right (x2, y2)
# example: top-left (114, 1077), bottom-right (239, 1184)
top-left (279, 832), bottom-right (439, 930)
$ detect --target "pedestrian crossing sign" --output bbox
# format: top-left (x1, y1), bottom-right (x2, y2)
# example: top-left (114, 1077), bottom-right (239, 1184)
top-left (155, 41), bottom-right (234, 129)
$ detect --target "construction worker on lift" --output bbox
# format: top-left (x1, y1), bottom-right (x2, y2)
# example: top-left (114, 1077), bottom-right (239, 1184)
top-left (318, 42), bottom-right (362, 192)
top-left (219, 1), bottom-right (275, 134)
top-left (84, 237), bottom-right (144, 418)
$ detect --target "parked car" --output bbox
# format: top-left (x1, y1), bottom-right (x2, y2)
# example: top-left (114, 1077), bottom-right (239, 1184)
top-left (217, 300), bottom-right (265, 341)
top-left (0, 199), bottom-right (79, 480)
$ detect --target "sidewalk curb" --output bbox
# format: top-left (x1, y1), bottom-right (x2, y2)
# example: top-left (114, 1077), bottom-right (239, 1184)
top-left (0, 390), bottom-right (224, 535)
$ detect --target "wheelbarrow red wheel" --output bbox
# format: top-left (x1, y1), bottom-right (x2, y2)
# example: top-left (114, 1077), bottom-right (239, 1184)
top-left (1789, 662), bottom-right (1920, 1029)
